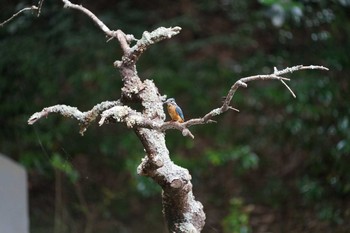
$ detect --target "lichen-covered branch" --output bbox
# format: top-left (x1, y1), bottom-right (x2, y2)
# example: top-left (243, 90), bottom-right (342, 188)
top-left (98, 65), bottom-right (329, 139)
top-left (159, 65), bottom-right (329, 138)
top-left (28, 101), bottom-right (121, 135)
top-left (23, 1), bottom-right (203, 230)
top-left (61, 1), bottom-right (181, 67)
top-left (114, 26), bottom-right (182, 68)
top-left (96, 65), bottom-right (329, 140)
top-left (16, 0), bottom-right (328, 232)
top-left (126, 26), bottom-right (182, 65)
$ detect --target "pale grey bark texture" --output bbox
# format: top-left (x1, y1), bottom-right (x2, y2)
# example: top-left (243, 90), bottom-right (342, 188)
top-left (116, 39), bottom-right (206, 231)
top-left (26, 2), bottom-right (207, 230)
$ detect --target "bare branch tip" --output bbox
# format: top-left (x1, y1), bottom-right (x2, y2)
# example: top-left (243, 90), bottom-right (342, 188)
top-left (125, 34), bottom-right (136, 42)
top-left (79, 128), bottom-right (86, 136)
top-left (106, 36), bottom-right (114, 43)
top-left (172, 26), bottom-right (182, 32)
top-left (27, 117), bottom-right (37, 125)
top-left (228, 106), bottom-right (240, 112)
top-left (114, 60), bottom-right (122, 67)
top-left (182, 128), bottom-right (194, 139)
top-left (0, 5), bottom-right (40, 27)
top-left (98, 117), bottom-right (106, 126)
top-left (299, 65), bottom-right (329, 71)
top-left (237, 80), bottom-right (248, 88)
top-left (27, 110), bottom-right (48, 125)
top-left (280, 79), bottom-right (296, 98)
top-left (319, 66), bottom-right (329, 71)
top-left (209, 119), bottom-right (217, 123)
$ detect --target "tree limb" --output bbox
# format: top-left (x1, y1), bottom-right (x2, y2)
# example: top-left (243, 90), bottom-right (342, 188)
top-left (22, 1), bottom-right (203, 230)
top-left (0, 5), bottom-right (38, 27)
top-left (61, 0), bottom-right (112, 37)
top-left (28, 101), bottom-right (121, 135)
top-left (99, 65), bottom-right (328, 139)
top-left (78, 65), bottom-right (329, 140)
top-left (16, 0), bottom-right (328, 232)
top-left (157, 65), bottom-right (329, 138)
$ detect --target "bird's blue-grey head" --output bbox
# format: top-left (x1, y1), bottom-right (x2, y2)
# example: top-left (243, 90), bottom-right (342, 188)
top-left (164, 98), bottom-right (176, 105)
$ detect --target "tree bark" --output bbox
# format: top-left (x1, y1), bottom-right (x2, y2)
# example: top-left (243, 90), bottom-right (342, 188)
top-left (19, 1), bottom-right (328, 232)
top-left (118, 55), bottom-right (206, 232)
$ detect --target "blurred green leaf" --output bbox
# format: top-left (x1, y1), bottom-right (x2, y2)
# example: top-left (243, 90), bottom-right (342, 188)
top-left (50, 153), bottom-right (79, 183)
top-left (222, 198), bottom-right (252, 233)
top-left (206, 146), bottom-right (259, 174)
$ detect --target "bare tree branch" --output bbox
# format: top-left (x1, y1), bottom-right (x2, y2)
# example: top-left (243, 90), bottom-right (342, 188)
top-left (98, 107), bottom-right (197, 138)
top-left (8, 0), bottom-right (327, 231)
top-left (0, 0), bottom-right (48, 26)
top-left (159, 65), bottom-right (329, 138)
top-left (98, 65), bottom-right (327, 139)
top-left (28, 101), bottom-right (121, 135)
top-left (61, 0), bottom-right (115, 37)
top-left (0, 5), bottom-right (38, 27)
top-left (26, 65), bottom-right (329, 141)
top-left (61, 0), bottom-right (141, 52)
top-left (114, 26), bottom-right (182, 67)
top-left (36, 0), bottom-right (45, 17)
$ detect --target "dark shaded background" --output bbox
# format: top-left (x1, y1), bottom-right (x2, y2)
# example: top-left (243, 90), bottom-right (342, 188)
top-left (1, 0), bottom-right (349, 232)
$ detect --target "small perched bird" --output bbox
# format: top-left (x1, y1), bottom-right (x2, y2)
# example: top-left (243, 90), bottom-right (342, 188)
top-left (164, 98), bottom-right (185, 123)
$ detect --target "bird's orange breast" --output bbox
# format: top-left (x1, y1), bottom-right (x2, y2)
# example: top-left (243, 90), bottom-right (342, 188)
top-left (167, 104), bottom-right (184, 123)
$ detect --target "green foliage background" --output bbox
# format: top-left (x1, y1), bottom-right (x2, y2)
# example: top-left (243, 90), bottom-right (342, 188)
top-left (1, 0), bottom-right (349, 232)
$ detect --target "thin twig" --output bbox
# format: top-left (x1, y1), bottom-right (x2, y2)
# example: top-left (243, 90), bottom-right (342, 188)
top-left (37, 0), bottom-right (45, 17)
top-left (280, 79), bottom-right (296, 98)
top-left (163, 65), bottom-right (329, 137)
top-left (61, 0), bottom-right (113, 36)
top-left (0, 6), bottom-right (38, 27)
top-left (27, 65), bottom-right (328, 138)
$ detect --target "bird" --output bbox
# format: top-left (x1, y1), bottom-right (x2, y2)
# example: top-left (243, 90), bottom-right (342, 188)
top-left (164, 98), bottom-right (185, 123)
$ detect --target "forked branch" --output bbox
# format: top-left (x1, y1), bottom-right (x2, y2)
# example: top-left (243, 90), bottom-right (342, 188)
top-left (157, 65), bottom-right (329, 138)
top-left (28, 101), bottom-right (121, 135)
top-left (27, 65), bottom-right (328, 139)
top-left (7, 1), bottom-right (328, 232)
